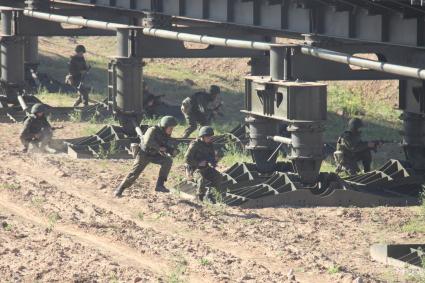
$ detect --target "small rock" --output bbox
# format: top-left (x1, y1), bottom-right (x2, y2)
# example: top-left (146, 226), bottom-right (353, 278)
top-left (353, 277), bottom-right (363, 283)
top-left (134, 277), bottom-right (142, 283)
top-left (287, 268), bottom-right (295, 280)
top-left (98, 184), bottom-right (107, 190)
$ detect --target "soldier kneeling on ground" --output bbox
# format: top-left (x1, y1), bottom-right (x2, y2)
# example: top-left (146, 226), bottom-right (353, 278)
top-left (184, 126), bottom-right (226, 202)
top-left (114, 116), bottom-right (178, 198)
top-left (20, 103), bottom-right (53, 153)
top-left (334, 118), bottom-right (382, 176)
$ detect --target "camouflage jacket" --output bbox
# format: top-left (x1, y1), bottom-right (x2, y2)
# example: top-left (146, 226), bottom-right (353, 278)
top-left (141, 125), bottom-right (170, 155)
top-left (184, 138), bottom-right (216, 169)
top-left (20, 115), bottom-right (51, 138)
top-left (68, 55), bottom-right (88, 81)
top-left (190, 91), bottom-right (214, 114)
top-left (336, 130), bottom-right (369, 156)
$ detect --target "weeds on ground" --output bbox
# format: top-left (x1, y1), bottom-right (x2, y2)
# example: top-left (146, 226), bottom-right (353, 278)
top-left (155, 211), bottom-right (168, 220)
top-left (46, 212), bottom-right (60, 232)
top-left (69, 111), bottom-right (83, 122)
top-left (109, 272), bottom-right (119, 283)
top-left (199, 258), bottom-right (211, 266)
top-left (137, 211), bottom-right (145, 221)
top-left (402, 190), bottom-right (425, 233)
top-left (2, 222), bottom-right (13, 231)
top-left (98, 140), bottom-right (118, 159)
top-left (166, 255), bottom-right (188, 283)
top-left (80, 123), bottom-right (101, 136)
top-left (327, 264), bottom-right (341, 274)
top-left (405, 249), bottom-right (425, 283)
top-left (0, 183), bottom-right (21, 191)
top-left (31, 196), bottom-right (45, 210)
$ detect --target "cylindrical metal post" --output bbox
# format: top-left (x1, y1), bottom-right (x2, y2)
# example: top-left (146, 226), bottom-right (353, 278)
top-left (270, 46), bottom-right (285, 80)
top-left (400, 111), bottom-right (425, 171)
top-left (283, 48), bottom-right (292, 81)
top-left (24, 36), bottom-right (39, 65)
top-left (1, 10), bottom-right (25, 102)
top-left (117, 28), bottom-right (129, 57)
top-left (114, 57), bottom-right (143, 135)
top-left (245, 116), bottom-right (280, 173)
top-left (1, 10), bottom-right (13, 35)
top-left (115, 57), bottom-right (142, 112)
top-left (287, 122), bottom-right (324, 184)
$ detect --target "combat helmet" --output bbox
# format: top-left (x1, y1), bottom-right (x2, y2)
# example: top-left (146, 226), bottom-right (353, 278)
top-left (348, 118), bottom-right (364, 131)
top-left (199, 126), bottom-right (214, 137)
top-left (75, 45), bottom-right (86, 53)
top-left (31, 103), bottom-right (47, 114)
top-left (210, 85), bottom-right (221, 95)
top-left (159, 116), bottom-right (178, 128)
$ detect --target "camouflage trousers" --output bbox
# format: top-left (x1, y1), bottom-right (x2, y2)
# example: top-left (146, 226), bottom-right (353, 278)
top-left (66, 76), bottom-right (89, 106)
top-left (119, 150), bottom-right (173, 190)
top-left (182, 112), bottom-right (209, 138)
top-left (195, 166), bottom-right (224, 199)
top-left (336, 149), bottom-right (372, 176)
top-left (20, 128), bottom-right (52, 149)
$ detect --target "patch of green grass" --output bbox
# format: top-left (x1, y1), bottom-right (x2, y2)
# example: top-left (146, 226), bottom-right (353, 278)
top-left (326, 85), bottom-right (401, 142)
top-left (108, 272), bottom-right (119, 283)
top-left (402, 220), bottom-right (425, 233)
top-left (98, 140), bottom-right (118, 159)
top-left (80, 124), bottom-right (102, 136)
top-left (31, 196), bottom-right (45, 210)
top-left (402, 191), bottom-right (425, 233)
top-left (46, 212), bottom-right (60, 232)
top-left (2, 222), bottom-right (13, 231)
top-left (327, 264), bottom-right (341, 274)
top-left (166, 256), bottom-right (188, 283)
top-left (0, 183), bottom-right (21, 191)
top-left (137, 211), bottom-right (145, 221)
top-left (155, 211), bottom-right (168, 220)
top-left (199, 258), bottom-right (211, 266)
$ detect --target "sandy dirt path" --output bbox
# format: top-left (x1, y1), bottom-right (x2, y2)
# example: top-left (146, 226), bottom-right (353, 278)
top-left (1, 122), bottom-right (424, 282)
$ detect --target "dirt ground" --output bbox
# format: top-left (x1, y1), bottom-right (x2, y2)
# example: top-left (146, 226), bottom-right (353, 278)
top-left (1, 121), bottom-right (424, 283)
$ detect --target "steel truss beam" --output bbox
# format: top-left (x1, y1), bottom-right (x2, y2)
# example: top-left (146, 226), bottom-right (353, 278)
top-left (12, 8), bottom-right (425, 81)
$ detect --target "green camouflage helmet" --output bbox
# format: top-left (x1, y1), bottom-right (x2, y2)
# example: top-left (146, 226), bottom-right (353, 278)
top-left (210, 85), bottom-right (220, 95)
top-left (75, 45), bottom-right (86, 53)
top-left (31, 103), bottom-right (47, 114)
top-left (348, 118), bottom-right (364, 130)
top-left (159, 116), bottom-right (178, 128)
top-left (199, 126), bottom-right (214, 137)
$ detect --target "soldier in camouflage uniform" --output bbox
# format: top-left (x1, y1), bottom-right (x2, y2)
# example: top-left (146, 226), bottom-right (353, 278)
top-left (20, 103), bottom-right (52, 153)
top-left (143, 82), bottom-right (164, 118)
top-left (65, 45), bottom-right (90, 107)
top-left (114, 116), bottom-right (178, 198)
top-left (334, 118), bottom-right (379, 175)
top-left (184, 126), bottom-right (225, 202)
top-left (181, 85), bottom-right (220, 138)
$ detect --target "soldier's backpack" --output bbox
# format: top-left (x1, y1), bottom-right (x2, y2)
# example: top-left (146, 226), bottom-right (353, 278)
top-left (181, 97), bottom-right (192, 115)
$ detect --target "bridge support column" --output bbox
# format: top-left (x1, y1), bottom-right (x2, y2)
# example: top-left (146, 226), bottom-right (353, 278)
top-left (1, 10), bottom-right (25, 104)
top-left (24, 36), bottom-right (39, 89)
top-left (399, 79), bottom-right (425, 172)
top-left (245, 46), bottom-right (326, 184)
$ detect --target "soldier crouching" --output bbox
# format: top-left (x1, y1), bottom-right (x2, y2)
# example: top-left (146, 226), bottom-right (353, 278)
top-left (184, 126), bottom-right (225, 202)
top-left (114, 116), bottom-right (178, 198)
top-left (20, 103), bottom-right (53, 153)
top-left (334, 118), bottom-right (381, 176)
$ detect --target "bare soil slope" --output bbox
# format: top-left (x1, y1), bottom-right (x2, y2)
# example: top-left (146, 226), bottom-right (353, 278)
top-left (0, 122), bottom-right (423, 282)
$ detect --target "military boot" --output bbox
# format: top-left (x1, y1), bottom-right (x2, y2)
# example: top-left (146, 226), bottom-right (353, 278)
top-left (155, 177), bottom-right (170, 193)
top-left (114, 183), bottom-right (127, 198)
